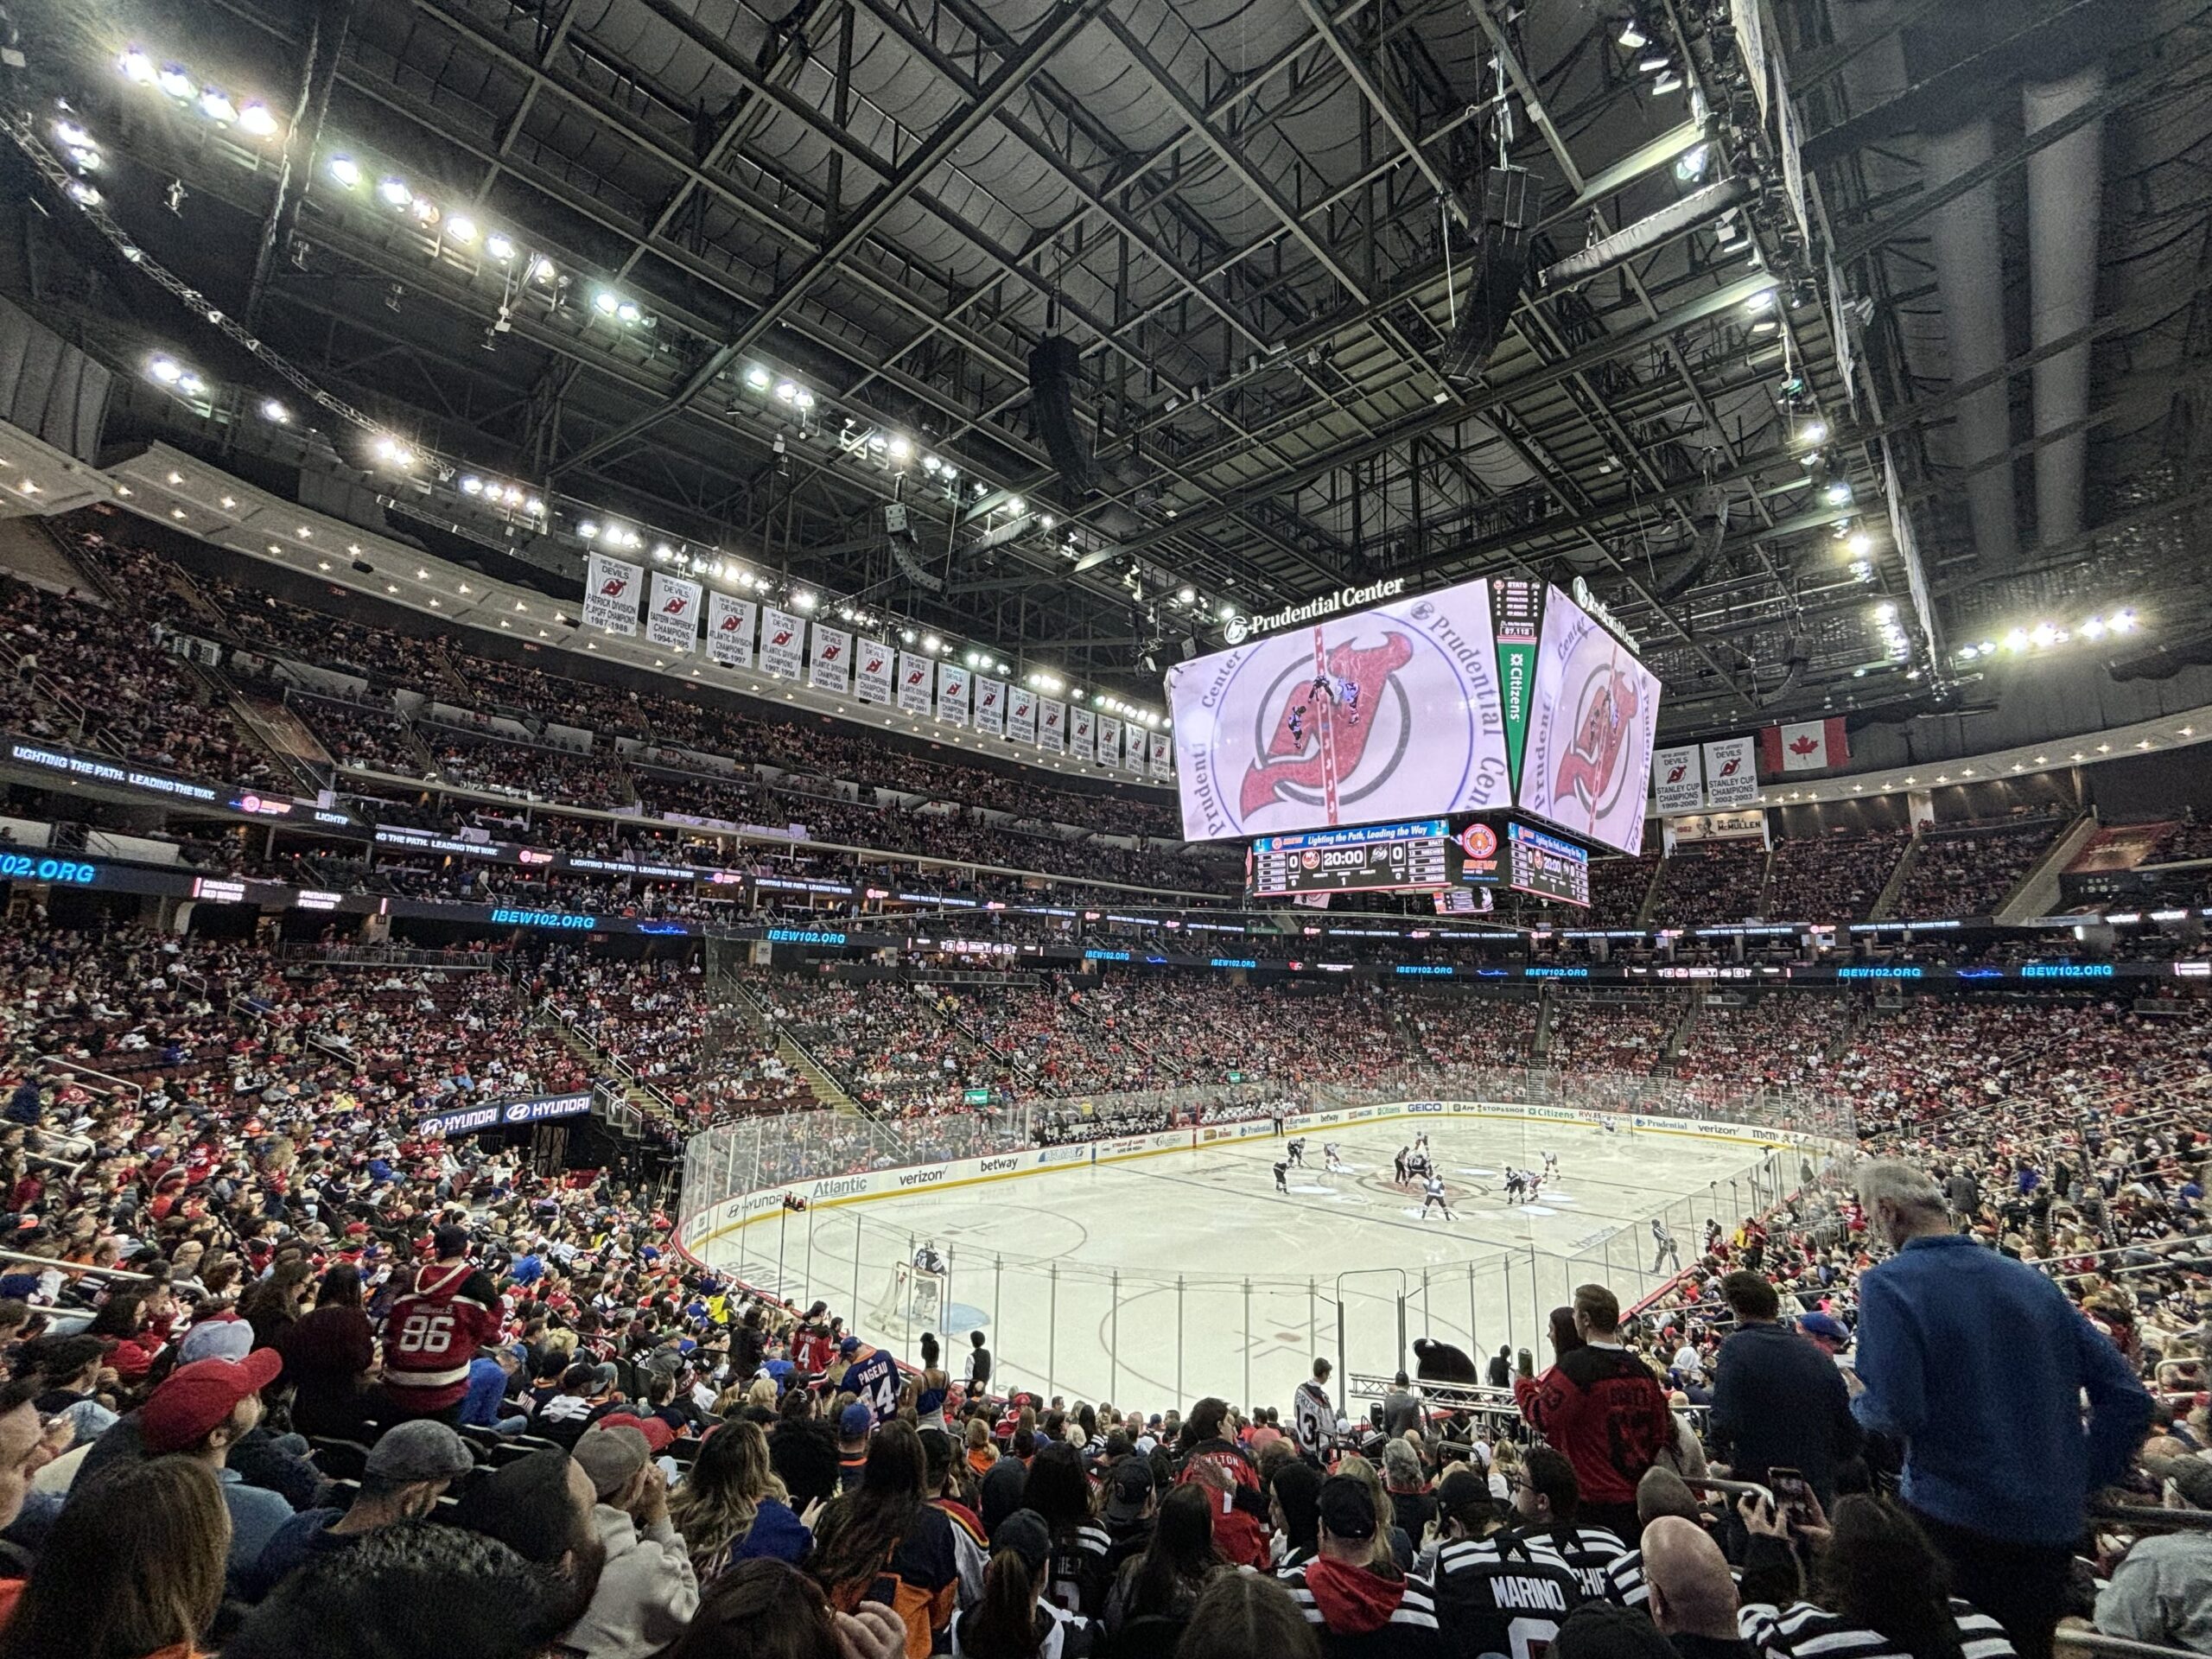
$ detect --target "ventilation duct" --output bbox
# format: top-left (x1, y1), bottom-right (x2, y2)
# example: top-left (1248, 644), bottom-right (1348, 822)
top-left (1923, 118), bottom-right (2018, 569)
top-left (2023, 63), bottom-right (2106, 546)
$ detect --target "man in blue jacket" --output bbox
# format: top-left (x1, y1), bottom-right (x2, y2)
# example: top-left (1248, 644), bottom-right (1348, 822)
top-left (1850, 1160), bottom-right (2151, 1659)
top-left (1707, 1269), bottom-right (1859, 1505)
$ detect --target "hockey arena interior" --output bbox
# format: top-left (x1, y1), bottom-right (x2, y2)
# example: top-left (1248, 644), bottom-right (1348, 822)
top-left (0, 0), bottom-right (2203, 1656)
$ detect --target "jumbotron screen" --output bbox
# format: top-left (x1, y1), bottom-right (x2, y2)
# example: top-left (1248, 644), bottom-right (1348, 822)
top-left (1165, 576), bottom-right (1660, 855)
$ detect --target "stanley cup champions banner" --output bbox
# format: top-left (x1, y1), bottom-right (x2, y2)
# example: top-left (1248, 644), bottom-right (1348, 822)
top-left (975, 677), bottom-right (1006, 736)
top-left (706, 593), bottom-right (754, 668)
top-left (809, 623), bottom-right (853, 695)
top-left (1008, 686), bottom-right (1038, 744)
top-left (1068, 706), bottom-right (1094, 761)
top-left (759, 607), bottom-right (804, 680)
top-left (855, 638), bottom-right (893, 704)
top-left (645, 573), bottom-right (701, 654)
top-left (896, 652), bottom-right (933, 714)
top-left (1701, 734), bottom-right (1759, 809)
top-left (936, 662), bottom-right (971, 727)
top-left (584, 553), bottom-right (642, 635)
top-left (1652, 744), bottom-right (1704, 816)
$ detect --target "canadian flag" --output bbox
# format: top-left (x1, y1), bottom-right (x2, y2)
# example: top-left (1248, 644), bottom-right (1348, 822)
top-left (1760, 717), bottom-right (1850, 774)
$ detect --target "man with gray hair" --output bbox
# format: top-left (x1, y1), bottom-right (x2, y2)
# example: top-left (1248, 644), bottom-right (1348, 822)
top-left (1849, 1159), bottom-right (2150, 1659)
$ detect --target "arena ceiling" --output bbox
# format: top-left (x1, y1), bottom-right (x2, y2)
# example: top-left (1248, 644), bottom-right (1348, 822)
top-left (6, 0), bottom-right (2210, 734)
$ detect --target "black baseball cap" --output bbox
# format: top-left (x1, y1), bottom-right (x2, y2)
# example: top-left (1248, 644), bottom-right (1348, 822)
top-left (1317, 1474), bottom-right (1377, 1541)
top-left (1103, 1456), bottom-right (1155, 1524)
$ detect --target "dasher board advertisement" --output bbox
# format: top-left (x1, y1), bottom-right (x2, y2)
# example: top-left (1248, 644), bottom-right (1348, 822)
top-left (1163, 576), bottom-right (1661, 853)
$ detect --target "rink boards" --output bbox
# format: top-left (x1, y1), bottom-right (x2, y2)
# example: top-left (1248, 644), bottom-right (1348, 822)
top-left (676, 1098), bottom-right (1841, 1263)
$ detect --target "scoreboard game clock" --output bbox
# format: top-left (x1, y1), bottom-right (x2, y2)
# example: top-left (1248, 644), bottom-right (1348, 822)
top-left (1247, 817), bottom-right (1453, 897)
top-left (1505, 820), bottom-right (1592, 907)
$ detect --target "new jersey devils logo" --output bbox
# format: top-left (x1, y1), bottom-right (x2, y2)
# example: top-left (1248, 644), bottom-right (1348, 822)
top-left (1239, 632), bottom-right (1414, 817)
top-left (1552, 665), bottom-right (1639, 817)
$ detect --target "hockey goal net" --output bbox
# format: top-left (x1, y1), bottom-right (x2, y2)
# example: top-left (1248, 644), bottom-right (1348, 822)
top-left (872, 1262), bottom-right (946, 1330)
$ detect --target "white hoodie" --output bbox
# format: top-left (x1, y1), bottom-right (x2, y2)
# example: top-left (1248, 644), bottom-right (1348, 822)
top-left (563, 1503), bottom-right (701, 1659)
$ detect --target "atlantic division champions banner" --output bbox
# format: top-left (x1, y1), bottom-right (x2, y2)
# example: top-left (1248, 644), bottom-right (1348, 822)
top-left (706, 593), bottom-right (755, 668)
top-left (809, 623), bottom-right (853, 696)
top-left (1164, 574), bottom-right (1515, 842)
top-left (759, 607), bottom-right (804, 680)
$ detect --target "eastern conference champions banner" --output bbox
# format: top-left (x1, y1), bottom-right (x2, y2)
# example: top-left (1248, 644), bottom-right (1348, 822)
top-left (856, 638), bottom-right (893, 705)
top-left (1165, 575), bottom-right (1659, 853)
top-left (647, 573), bottom-right (700, 654)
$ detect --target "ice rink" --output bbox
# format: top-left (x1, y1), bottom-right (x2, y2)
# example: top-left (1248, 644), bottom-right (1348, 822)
top-left (701, 1116), bottom-right (1791, 1416)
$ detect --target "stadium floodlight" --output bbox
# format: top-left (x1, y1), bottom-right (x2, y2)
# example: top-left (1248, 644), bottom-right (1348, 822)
top-left (259, 398), bottom-right (291, 424)
top-left (444, 214), bottom-right (478, 245)
top-left (888, 436), bottom-right (912, 461)
top-left (923, 633), bottom-right (941, 653)
top-left (1846, 531), bottom-right (1872, 558)
top-left (67, 181), bottom-right (99, 207)
top-left (2111, 608), bottom-right (2138, 632)
top-left (198, 87), bottom-right (238, 124)
top-left (53, 120), bottom-right (95, 151)
top-left (1007, 497), bottom-right (1025, 515)
top-left (485, 232), bottom-right (516, 262)
top-left (1178, 586), bottom-right (1196, 604)
top-left (147, 353), bottom-right (185, 385)
top-left (1618, 18), bottom-right (1648, 48)
top-left (593, 290), bottom-right (620, 315)
top-left (156, 62), bottom-right (194, 100)
top-left (119, 46), bottom-right (157, 84)
top-left (744, 365), bottom-right (771, 391)
top-left (377, 176), bottom-right (412, 208)
top-left (238, 101), bottom-right (279, 138)
top-left (774, 381), bottom-right (797, 403)
top-left (328, 155), bottom-right (362, 188)
top-left (1798, 421), bottom-right (1827, 447)
top-left (1652, 67), bottom-right (1683, 93)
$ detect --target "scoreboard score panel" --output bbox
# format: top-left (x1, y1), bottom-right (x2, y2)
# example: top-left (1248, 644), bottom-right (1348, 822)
top-left (1248, 817), bottom-right (1453, 897)
top-left (1506, 820), bottom-right (1592, 907)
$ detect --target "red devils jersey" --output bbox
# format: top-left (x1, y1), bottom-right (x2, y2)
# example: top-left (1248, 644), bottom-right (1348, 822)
top-left (381, 1261), bottom-right (505, 1410)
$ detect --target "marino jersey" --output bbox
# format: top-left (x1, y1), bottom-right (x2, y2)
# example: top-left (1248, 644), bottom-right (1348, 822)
top-left (1431, 1533), bottom-right (1583, 1659)
top-left (1508, 1524), bottom-right (1625, 1602)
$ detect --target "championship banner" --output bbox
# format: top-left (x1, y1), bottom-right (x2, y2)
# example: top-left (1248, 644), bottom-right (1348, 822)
top-left (1009, 687), bottom-right (1038, 745)
top-left (583, 553), bottom-right (642, 635)
top-left (1068, 706), bottom-right (1094, 761)
top-left (975, 677), bottom-right (1006, 736)
top-left (1653, 744), bottom-right (1704, 816)
top-left (646, 573), bottom-right (701, 654)
top-left (1702, 734), bottom-right (1759, 809)
top-left (936, 663), bottom-right (971, 727)
top-left (1039, 697), bottom-right (1065, 753)
top-left (896, 652), bottom-right (933, 714)
top-left (1148, 730), bottom-right (1173, 781)
top-left (1122, 726), bottom-right (1147, 777)
top-left (706, 593), bottom-right (755, 668)
top-left (1096, 714), bottom-right (1122, 769)
top-left (760, 607), bottom-right (804, 680)
top-left (809, 623), bottom-right (853, 696)
top-left (856, 638), bottom-right (893, 705)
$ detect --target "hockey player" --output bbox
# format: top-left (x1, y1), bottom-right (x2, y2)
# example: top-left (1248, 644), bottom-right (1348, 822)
top-left (1421, 1173), bottom-right (1454, 1221)
top-left (915, 1239), bottom-right (946, 1275)
top-left (1274, 1159), bottom-right (1290, 1194)
top-left (1394, 1147), bottom-right (1411, 1185)
top-left (1414, 1131), bottom-right (1431, 1160)
top-left (1541, 1149), bottom-right (1560, 1180)
top-left (1324, 1142), bottom-right (1347, 1173)
top-left (1503, 1168), bottom-right (1526, 1204)
top-left (1286, 1137), bottom-right (1306, 1168)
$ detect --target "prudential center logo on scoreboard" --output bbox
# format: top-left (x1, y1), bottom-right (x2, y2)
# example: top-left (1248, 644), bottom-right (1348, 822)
top-left (1166, 578), bottom-right (1511, 841)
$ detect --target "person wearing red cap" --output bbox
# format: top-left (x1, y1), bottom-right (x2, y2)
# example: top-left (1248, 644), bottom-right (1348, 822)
top-left (378, 1224), bottom-right (505, 1425)
top-left (135, 1351), bottom-right (296, 1592)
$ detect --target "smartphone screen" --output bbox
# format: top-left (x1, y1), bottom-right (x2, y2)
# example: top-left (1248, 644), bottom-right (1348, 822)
top-left (1769, 1468), bottom-right (1816, 1529)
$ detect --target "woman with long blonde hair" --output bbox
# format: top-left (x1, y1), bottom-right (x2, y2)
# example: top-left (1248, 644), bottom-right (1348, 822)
top-left (670, 1421), bottom-right (806, 1578)
top-left (1329, 1454), bottom-right (1402, 1568)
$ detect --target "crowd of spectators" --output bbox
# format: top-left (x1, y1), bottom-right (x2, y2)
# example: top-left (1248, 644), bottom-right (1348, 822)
top-left (1649, 840), bottom-right (1772, 926)
top-left (1761, 829), bottom-right (1909, 924)
top-left (1544, 995), bottom-right (1687, 1075)
top-left (1891, 818), bottom-right (2067, 920)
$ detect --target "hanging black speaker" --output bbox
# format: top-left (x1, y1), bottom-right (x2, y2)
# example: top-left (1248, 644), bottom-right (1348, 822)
top-left (1027, 334), bottom-right (1093, 494)
top-left (1441, 165), bottom-right (1534, 384)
